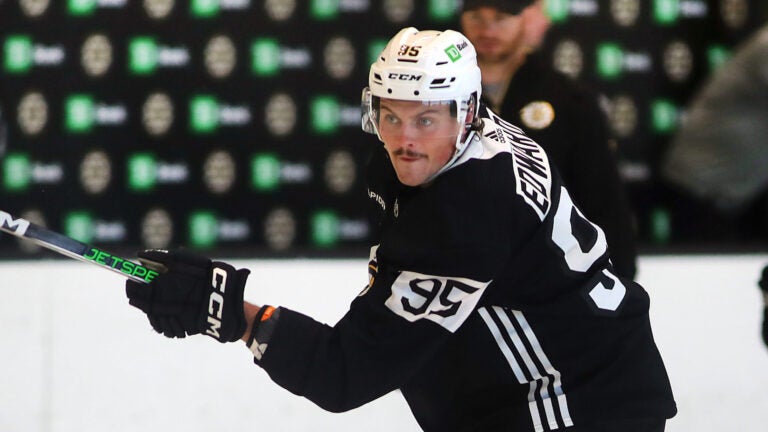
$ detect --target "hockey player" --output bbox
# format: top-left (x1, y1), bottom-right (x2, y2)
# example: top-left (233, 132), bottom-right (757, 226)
top-left (125, 28), bottom-right (677, 431)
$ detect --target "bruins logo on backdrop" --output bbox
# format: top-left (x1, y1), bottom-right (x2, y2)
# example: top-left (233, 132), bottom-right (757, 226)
top-left (520, 101), bottom-right (555, 130)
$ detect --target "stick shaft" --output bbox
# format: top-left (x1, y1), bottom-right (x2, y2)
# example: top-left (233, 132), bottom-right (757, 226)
top-left (0, 209), bottom-right (159, 283)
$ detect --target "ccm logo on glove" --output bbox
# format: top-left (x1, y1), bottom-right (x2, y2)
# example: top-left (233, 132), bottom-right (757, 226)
top-left (207, 267), bottom-right (228, 338)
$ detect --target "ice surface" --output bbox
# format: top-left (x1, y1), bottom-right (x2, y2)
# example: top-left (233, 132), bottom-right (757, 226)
top-left (1, 255), bottom-right (766, 431)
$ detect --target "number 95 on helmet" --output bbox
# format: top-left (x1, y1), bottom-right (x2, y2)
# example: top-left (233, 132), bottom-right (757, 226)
top-left (361, 27), bottom-right (482, 148)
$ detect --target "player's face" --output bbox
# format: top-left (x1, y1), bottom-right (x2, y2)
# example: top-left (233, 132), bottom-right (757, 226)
top-left (461, 7), bottom-right (525, 63)
top-left (377, 98), bottom-right (460, 187)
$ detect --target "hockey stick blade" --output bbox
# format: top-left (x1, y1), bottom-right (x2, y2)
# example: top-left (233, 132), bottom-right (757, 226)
top-left (0, 209), bottom-right (163, 284)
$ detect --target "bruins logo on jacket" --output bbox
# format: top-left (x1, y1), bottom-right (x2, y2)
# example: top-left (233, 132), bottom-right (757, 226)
top-left (520, 101), bottom-right (555, 130)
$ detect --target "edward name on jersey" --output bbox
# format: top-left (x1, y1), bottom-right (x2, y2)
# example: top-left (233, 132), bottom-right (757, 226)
top-left (252, 105), bottom-right (677, 431)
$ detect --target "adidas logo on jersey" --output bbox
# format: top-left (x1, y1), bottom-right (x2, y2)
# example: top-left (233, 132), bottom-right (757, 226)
top-left (484, 129), bottom-right (506, 144)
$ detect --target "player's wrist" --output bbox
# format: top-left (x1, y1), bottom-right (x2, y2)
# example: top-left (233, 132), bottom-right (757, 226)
top-left (241, 302), bottom-right (261, 342)
top-left (246, 305), bottom-right (279, 361)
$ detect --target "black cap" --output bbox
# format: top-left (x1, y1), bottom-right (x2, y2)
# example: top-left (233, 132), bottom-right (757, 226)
top-left (462, 0), bottom-right (535, 15)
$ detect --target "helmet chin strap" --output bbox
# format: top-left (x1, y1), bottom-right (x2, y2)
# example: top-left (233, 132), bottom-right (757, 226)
top-left (421, 99), bottom-right (478, 185)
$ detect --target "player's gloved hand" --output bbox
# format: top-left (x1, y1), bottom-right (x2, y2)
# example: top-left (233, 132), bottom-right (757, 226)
top-left (760, 265), bottom-right (768, 348)
top-left (125, 249), bottom-right (250, 342)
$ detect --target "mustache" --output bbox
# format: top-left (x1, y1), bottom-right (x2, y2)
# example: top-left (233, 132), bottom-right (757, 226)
top-left (392, 148), bottom-right (426, 158)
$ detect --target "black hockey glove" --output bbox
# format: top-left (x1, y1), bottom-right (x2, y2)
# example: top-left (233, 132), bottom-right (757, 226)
top-left (125, 249), bottom-right (249, 342)
top-left (760, 265), bottom-right (768, 348)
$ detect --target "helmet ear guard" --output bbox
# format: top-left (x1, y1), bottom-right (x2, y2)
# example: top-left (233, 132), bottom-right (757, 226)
top-left (361, 87), bottom-right (378, 136)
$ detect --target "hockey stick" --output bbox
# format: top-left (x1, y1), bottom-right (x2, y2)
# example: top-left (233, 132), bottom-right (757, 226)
top-left (0, 209), bottom-right (163, 283)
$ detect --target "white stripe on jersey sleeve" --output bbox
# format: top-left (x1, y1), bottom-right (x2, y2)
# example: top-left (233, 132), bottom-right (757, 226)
top-left (478, 306), bottom-right (575, 431)
top-left (512, 310), bottom-right (574, 428)
top-left (478, 307), bottom-right (545, 432)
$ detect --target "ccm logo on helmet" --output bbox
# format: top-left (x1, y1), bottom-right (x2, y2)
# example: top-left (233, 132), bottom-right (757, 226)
top-left (388, 73), bottom-right (422, 81)
top-left (206, 266), bottom-right (228, 338)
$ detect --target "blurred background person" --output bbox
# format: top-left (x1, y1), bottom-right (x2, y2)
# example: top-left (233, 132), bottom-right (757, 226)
top-left (660, 22), bottom-right (768, 347)
top-left (661, 23), bottom-right (768, 245)
top-left (460, 0), bottom-right (638, 279)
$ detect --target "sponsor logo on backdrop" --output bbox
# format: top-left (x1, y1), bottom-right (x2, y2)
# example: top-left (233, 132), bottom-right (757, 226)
top-left (2, 153), bottom-right (63, 192)
top-left (653, 0), bottom-right (708, 25)
top-left (251, 153), bottom-right (312, 192)
top-left (251, 38), bottom-right (311, 76)
top-left (310, 96), bottom-right (361, 134)
top-left (650, 99), bottom-right (679, 134)
top-left (191, 0), bottom-right (251, 18)
top-left (68, 0), bottom-right (128, 16)
top-left (597, 43), bottom-right (652, 79)
top-left (189, 95), bottom-right (252, 134)
top-left (129, 37), bottom-right (190, 75)
top-left (189, 211), bottom-right (250, 248)
top-left (64, 211), bottom-right (127, 243)
top-left (311, 211), bottom-right (369, 247)
top-left (65, 94), bottom-right (127, 133)
top-left (127, 153), bottom-right (189, 191)
top-left (4, 35), bottom-right (65, 73)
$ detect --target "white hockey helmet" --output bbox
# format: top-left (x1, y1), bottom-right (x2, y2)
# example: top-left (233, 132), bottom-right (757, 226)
top-left (361, 27), bottom-right (482, 152)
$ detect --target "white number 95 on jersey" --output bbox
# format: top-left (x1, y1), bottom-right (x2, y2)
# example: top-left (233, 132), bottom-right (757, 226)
top-left (385, 271), bottom-right (490, 332)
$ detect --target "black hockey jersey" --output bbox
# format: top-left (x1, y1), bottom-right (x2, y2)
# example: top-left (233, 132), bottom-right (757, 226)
top-left (255, 106), bottom-right (677, 431)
